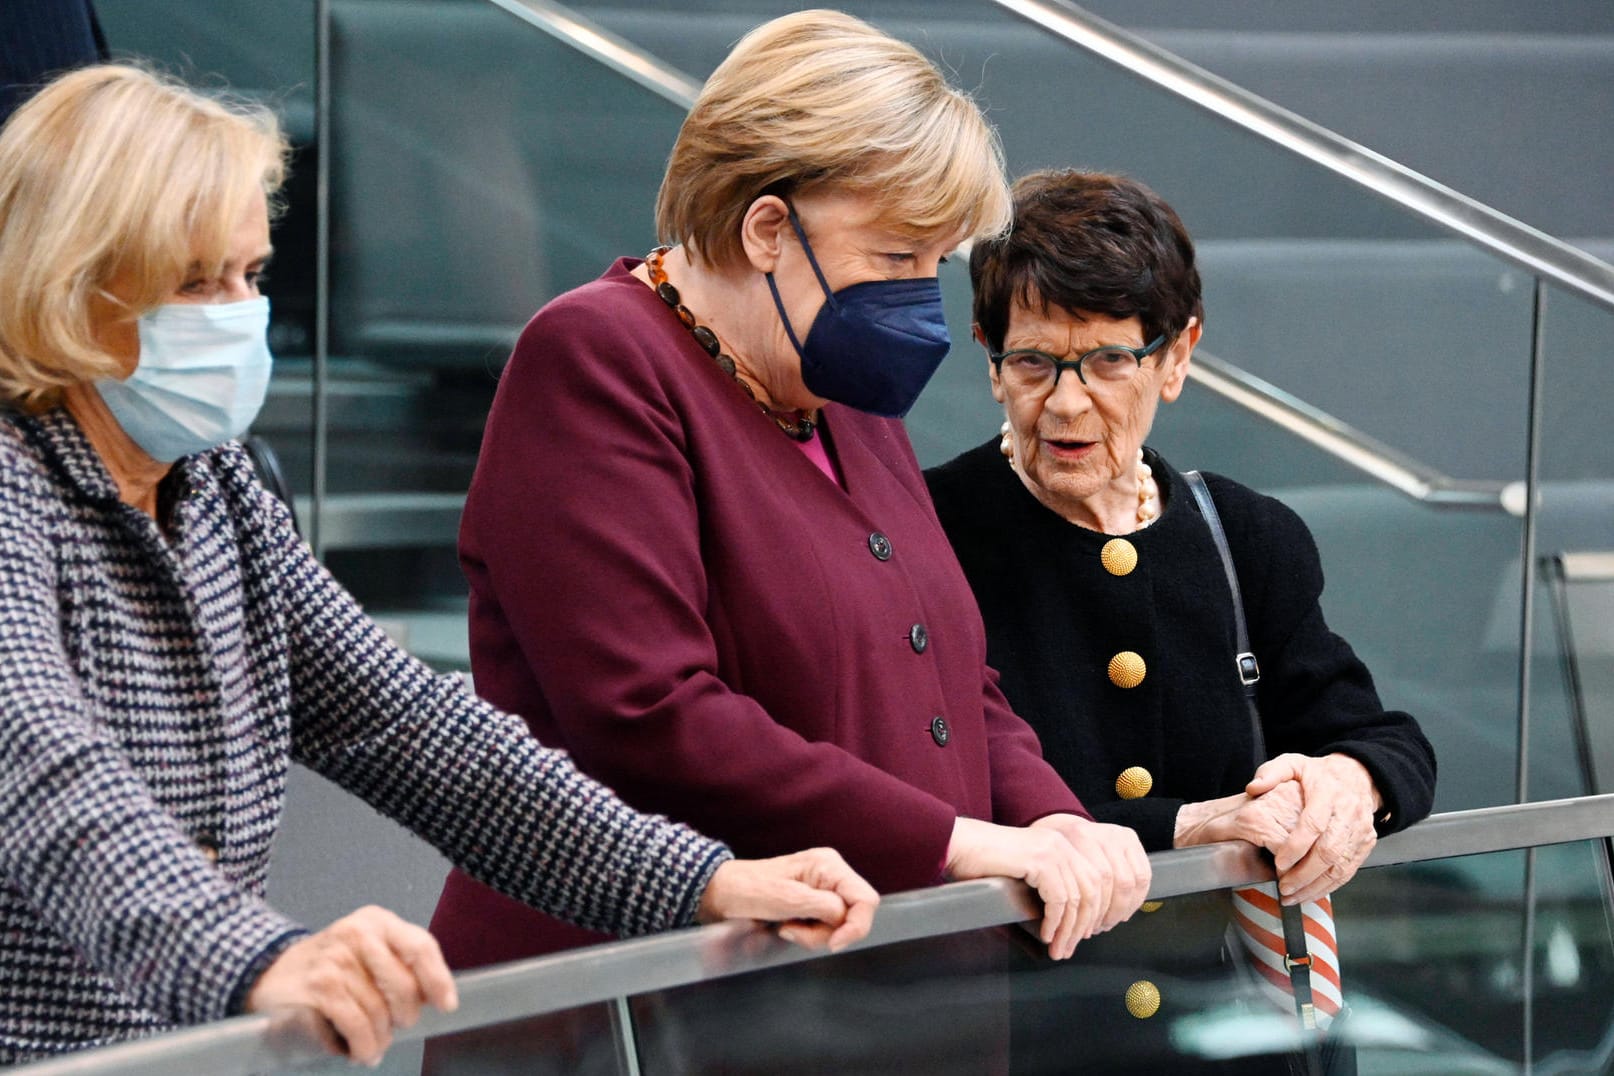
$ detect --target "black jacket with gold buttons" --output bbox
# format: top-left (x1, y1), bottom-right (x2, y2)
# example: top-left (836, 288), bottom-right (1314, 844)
top-left (926, 440), bottom-right (1436, 852)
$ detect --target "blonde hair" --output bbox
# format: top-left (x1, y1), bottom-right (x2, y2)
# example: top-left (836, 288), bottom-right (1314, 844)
top-left (656, 9), bottom-right (1011, 270)
top-left (0, 64), bottom-right (288, 411)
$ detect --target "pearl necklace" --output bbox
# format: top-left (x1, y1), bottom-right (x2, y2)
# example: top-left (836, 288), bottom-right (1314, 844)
top-left (1000, 422), bottom-right (1160, 531)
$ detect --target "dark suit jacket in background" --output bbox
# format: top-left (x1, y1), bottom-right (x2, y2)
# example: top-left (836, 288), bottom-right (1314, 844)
top-left (1, 0), bottom-right (107, 124)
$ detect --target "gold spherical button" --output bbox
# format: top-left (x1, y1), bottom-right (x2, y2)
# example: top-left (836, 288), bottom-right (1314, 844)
top-left (1125, 980), bottom-right (1161, 1019)
top-left (1100, 538), bottom-right (1138, 577)
top-left (1140, 900), bottom-right (1164, 914)
top-left (1107, 650), bottom-right (1146, 689)
top-left (1115, 766), bottom-right (1153, 799)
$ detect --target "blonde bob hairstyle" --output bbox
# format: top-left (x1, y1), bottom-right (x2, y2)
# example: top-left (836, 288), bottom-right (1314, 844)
top-left (0, 64), bottom-right (288, 412)
top-left (655, 9), bottom-right (1011, 271)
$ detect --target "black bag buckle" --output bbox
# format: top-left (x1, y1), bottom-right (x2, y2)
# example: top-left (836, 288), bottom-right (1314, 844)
top-left (1237, 652), bottom-right (1261, 686)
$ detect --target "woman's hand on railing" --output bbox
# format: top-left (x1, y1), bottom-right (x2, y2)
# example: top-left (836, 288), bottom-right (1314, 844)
top-left (1031, 814), bottom-right (1152, 934)
top-left (1247, 752), bottom-right (1382, 904)
top-left (696, 848), bottom-right (880, 953)
top-left (945, 815), bottom-right (1149, 960)
top-left (245, 905), bottom-right (458, 1067)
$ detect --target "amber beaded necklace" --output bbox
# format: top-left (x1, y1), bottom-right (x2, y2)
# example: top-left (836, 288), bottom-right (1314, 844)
top-left (644, 246), bottom-right (817, 442)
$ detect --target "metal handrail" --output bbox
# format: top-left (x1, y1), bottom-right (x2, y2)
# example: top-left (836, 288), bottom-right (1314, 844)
top-left (1559, 552), bottom-right (1614, 583)
top-left (24, 793), bottom-right (1614, 1076)
top-left (482, 0), bottom-right (701, 106)
top-left (1190, 351), bottom-right (1521, 514)
top-left (987, 0), bottom-right (1614, 313)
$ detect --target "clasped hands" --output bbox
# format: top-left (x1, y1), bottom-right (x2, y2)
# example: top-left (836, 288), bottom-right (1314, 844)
top-left (1175, 752), bottom-right (1381, 906)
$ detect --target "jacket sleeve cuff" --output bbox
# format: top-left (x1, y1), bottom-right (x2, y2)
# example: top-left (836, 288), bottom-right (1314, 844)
top-left (225, 926), bottom-right (310, 1015)
top-left (675, 844), bottom-right (735, 927)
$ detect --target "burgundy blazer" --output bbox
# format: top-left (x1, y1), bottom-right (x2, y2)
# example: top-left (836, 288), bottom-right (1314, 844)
top-left (430, 260), bottom-right (1083, 967)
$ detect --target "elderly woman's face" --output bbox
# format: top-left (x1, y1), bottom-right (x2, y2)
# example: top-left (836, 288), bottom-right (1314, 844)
top-left (91, 188), bottom-right (274, 377)
top-left (990, 302), bottom-right (1192, 515)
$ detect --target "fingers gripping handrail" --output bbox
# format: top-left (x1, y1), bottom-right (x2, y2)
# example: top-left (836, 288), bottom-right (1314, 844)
top-left (986, 0), bottom-right (1614, 313)
top-left (23, 794), bottom-right (1614, 1075)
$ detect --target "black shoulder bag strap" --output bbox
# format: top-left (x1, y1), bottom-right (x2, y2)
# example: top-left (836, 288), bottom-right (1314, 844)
top-left (1184, 470), bottom-right (1328, 1071)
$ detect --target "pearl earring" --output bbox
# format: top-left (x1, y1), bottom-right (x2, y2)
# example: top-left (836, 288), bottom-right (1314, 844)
top-left (999, 420), bottom-right (1014, 461)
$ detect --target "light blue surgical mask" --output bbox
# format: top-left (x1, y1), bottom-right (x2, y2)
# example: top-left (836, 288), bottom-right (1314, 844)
top-left (95, 297), bottom-right (273, 463)
top-left (764, 205), bottom-right (951, 418)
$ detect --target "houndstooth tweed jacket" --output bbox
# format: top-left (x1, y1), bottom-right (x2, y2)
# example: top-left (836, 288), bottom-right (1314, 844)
top-left (0, 408), bottom-right (730, 1063)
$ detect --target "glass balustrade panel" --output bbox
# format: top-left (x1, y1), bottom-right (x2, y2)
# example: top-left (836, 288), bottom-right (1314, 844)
top-left (601, 842), bottom-right (1614, 1073)
top-left (313, 0), bottom-right (691, 671)
top-left (1528, 283), bottom-right (1614, 809)
top-left (278, 999), bottom-right (627, 1076)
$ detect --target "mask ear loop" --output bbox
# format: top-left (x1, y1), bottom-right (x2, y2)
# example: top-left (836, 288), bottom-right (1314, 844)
top-left (784, 203), bottom-right (838, 312)
top-left (763, 200), bottom-right (838, 359)
top-left (764, 272), bottom-right (808, 358)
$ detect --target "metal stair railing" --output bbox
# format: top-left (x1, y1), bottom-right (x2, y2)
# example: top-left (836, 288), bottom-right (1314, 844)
top-left (21, 794), bottom-right (1614, 1076)
top-left (987, 0), bottom-right (1614, 313)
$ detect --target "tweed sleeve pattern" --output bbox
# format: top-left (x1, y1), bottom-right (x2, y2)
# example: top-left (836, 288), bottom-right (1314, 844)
top-left (0, 418), bottom-right (302, 1062)
top-left (214, 457), bottom-right (730, 938)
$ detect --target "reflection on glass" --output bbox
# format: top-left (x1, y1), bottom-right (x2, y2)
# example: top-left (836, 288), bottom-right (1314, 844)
top-left (1535, 286), bottom-right (1614, 808)
top-left (279, 1001), bottom-right (623, 1076)
top-left (1548, 560), bottom-right (1614, 796)
top-left (321, 0), bottom-right (692, 665)
top-left (630, 928), bottom-right (1022, 1075)
top-left (614, 844), bottom-right (1614, 1074)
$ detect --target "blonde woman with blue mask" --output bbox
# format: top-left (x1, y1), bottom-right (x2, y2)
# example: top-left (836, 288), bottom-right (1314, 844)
top-left (0, 64), bottom-right (879, 1067)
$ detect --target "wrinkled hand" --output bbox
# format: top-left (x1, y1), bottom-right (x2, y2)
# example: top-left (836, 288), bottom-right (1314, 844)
top-left (1247, 752), bottom-right (1382, 905)
top-left (1031, 813), bottom-right (1152, 934)
top-left (1174, 780), bottom-right (1305, 852)
top-left (246, 905), bottom-right (458, 1067)
top-left (696, 849), bottom-right (879, 953)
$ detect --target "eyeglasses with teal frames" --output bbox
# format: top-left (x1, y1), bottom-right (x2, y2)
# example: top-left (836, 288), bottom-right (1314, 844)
top-left (989, 334), bottom-right (1168, 392)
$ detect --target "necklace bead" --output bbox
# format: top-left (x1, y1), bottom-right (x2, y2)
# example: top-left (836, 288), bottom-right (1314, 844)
top-left (645, 247), bottom-right (816, 442)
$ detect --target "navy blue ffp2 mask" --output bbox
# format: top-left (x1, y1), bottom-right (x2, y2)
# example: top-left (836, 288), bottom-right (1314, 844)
top-left (765, 206), bottom-right (951, 418)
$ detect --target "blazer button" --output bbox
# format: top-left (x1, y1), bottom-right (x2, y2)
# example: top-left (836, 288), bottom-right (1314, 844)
top-left (1125, 980), bottom-right (1161, 1019)
top-left (1101, 538), bottom-right (1138, 577)
top-left (929, 716), bottom-right (951, 746)
top-left (1107, 651), bottom-right (1146, 689)
top-left (1115, 766), bottom-right (1153, 799)
top-left (867, 531), bottom-right (893, 561)
top-left (1140, 900), bottom-right (1164, 913)
top-left (196, 837), bottom-right (220, 864)
top-left (909, 623), bottom-right (929, 653)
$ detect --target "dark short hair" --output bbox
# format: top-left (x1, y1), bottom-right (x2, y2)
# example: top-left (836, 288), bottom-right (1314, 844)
top-left (969, 169), bottom-right (1203, 354)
